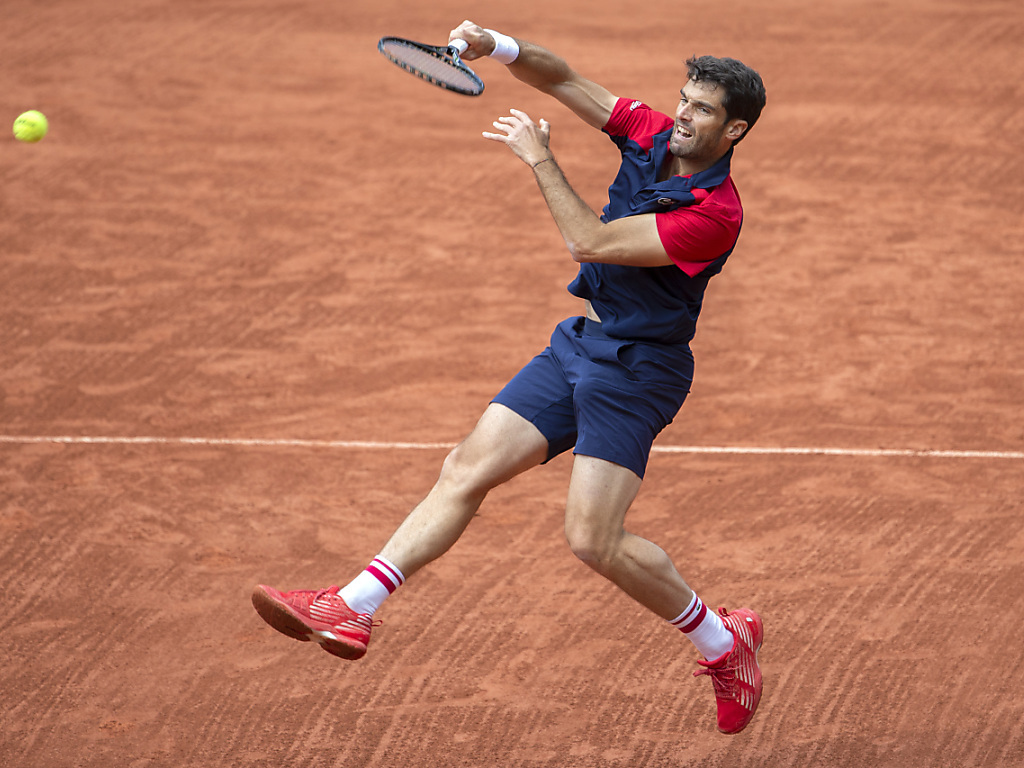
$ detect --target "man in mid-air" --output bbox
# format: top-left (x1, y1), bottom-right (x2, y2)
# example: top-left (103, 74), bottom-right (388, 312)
top-left (253, 21), bottom-right (768, 734)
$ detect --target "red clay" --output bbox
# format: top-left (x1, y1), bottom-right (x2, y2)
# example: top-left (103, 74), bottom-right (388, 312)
top-left (2, 1), bottom-right (1023, 766)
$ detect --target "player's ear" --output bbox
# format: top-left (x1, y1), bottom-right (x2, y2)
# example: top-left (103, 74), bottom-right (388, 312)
top-left (725, 119), bottom-right (748, 143)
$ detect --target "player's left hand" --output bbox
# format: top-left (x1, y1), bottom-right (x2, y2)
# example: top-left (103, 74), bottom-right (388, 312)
top-left (482, 108), bottom-right (552, 168)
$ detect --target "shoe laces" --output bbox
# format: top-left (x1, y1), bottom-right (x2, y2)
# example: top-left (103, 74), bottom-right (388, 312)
top-left (312, 586), bottom-right (341, 603)
top-left (694, 657), bottom-right (738, 699)
top-left (311, 586), bottom-right (382, 628)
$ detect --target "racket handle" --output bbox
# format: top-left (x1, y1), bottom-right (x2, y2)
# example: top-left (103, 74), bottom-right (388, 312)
top-left (449, 38), bottom-right (469, 55)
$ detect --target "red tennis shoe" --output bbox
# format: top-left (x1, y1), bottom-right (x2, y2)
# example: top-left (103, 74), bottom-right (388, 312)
top-left (694, 606), bottom-right (764, 734)
top-left (252, 584), bottom-right (375, 660)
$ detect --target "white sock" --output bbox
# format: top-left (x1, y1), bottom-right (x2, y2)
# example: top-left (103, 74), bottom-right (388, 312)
top-left (669, 593), bottom-right (734, 660)
top-left (338, 556), bottom-right (405, 616)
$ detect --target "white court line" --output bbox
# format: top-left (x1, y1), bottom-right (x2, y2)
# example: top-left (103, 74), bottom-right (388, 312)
top-left (0, 435), bottom-right (457, 451)
top-left (0, 434), bottom-right (1021, 460)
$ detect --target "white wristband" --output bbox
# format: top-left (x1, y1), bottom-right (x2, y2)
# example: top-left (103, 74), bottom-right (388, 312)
top-left (485, 29), bottom-right (520, 64)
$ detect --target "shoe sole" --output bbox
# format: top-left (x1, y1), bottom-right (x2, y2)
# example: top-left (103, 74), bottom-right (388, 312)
top-left (251, 585), bottom-right (367, 660)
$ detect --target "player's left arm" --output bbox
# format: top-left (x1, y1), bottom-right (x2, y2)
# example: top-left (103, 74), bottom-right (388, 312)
top-left (483, 108), bottom-right (674, 267)
top-left (535, 162), bottom-right (671, 266)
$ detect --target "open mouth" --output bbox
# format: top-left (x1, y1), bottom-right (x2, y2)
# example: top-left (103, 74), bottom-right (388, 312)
top-left (675, 125), bottom-right (694, 140)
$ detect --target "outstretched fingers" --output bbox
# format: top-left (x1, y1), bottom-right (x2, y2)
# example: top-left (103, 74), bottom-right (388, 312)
top-left (482, 111), bottom-right (519, 145)
top-left (482, 109), bottom-right (551, 167)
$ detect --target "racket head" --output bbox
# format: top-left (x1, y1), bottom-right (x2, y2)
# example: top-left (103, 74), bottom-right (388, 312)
top-left (378, 36), bottom-right (484, 96)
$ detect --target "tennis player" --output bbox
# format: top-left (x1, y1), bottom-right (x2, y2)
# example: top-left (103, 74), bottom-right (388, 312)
top-left (253, 21), bottom-right (767, 735)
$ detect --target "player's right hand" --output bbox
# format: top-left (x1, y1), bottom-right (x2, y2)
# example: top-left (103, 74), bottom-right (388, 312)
top-left (449, 20), bottom-right (493, 61)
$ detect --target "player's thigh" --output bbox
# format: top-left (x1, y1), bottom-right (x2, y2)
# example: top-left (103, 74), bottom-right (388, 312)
top-left (444, 402), bottom-right (550, 492)
top-left (563, 454), bottom-right (643, 555)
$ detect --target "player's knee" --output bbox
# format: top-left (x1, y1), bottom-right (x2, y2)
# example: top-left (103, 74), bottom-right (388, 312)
top-left (436, 441), bottom-right (494, 502)
top-left (564, 518), bottom-right (618, 571)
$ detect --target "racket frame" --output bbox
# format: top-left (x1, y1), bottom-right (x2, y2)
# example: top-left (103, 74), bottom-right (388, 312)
top-left (377, 36), bottom-right (484, 96)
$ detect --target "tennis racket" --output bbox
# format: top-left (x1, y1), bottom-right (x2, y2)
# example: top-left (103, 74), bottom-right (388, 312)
top-left (377, 37), bottom-right (484, 96)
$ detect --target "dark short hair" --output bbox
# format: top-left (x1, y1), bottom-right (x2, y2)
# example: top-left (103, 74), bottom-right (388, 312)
top-left (685, 55), bottom-right (766, 144)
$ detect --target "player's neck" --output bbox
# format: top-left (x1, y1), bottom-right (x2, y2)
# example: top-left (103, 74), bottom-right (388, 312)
top-left (662, 150), bottom-right (728, 181)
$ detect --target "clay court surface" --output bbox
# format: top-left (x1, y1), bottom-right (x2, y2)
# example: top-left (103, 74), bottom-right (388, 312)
top-left (3, 1), bottom-right (1023, 766)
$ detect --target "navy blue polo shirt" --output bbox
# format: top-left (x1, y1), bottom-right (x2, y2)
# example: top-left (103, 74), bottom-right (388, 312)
top-left (567, 98), bottom-right (744, 345)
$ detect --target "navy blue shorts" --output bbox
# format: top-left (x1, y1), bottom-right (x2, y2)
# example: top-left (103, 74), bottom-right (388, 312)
top-left (492, 316), bottom-right (693, 479)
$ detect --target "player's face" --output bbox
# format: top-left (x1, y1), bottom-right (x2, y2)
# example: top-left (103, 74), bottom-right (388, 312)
top-left (669, 79), bottom-right (738, 162)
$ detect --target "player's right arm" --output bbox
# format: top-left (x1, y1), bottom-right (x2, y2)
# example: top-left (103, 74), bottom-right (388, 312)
top-left (450, 21), bottom-right (617, 130)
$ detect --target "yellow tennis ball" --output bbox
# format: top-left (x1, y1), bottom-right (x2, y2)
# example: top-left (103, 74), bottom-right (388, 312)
top-left (13, 110), bottom-right (49, 143)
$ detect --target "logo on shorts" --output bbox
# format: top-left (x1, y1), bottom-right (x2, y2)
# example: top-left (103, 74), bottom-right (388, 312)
top-left (629, 100), bottom-right (642, 111)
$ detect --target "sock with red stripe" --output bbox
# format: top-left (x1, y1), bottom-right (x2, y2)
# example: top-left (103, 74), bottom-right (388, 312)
top-left (669, 592), bottom-right (734, 660)
top-left (338, 556), bottom-right (406, 616)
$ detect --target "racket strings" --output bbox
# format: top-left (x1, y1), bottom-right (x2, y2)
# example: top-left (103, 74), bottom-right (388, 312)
top-left (379, 40), bottom-right (482, 95)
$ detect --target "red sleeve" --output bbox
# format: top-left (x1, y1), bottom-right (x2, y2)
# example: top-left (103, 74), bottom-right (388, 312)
top-left (655, 180), bottom-right (743, 277)
top-left (603, 98), bottom-right (674, 149)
